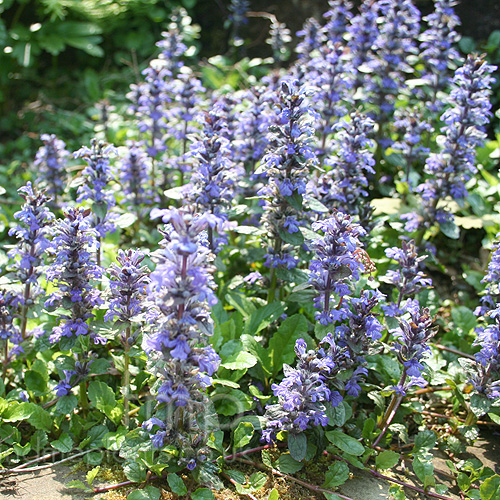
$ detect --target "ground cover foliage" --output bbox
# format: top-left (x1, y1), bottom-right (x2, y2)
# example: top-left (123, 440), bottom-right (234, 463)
top-left (1, 1), bottom-right (500, 499)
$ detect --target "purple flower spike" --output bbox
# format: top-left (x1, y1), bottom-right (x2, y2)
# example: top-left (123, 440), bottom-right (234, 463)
top-left (45, 207), bottom-right (103, 345)
top-left (34, 134), bottom-right (69, 205)
top-left (405, 55), bottom-right (496, 233)
top-left (141, 206), bottom-right (220, 470)
top-left (309, 211), bottom-right (366, 325)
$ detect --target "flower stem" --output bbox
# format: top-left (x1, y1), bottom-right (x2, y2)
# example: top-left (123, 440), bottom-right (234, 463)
top-left (79, 380), bottom-right (89, 415)
top-left (123, 334), bottom-right (131, 428)
top-left (372, 371), bottom-right (407, 448)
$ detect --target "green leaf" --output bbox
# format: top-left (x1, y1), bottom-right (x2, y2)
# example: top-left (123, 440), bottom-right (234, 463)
top-left (412, 456), bottom-right (435, 489)
top-left (488, 413), bottom-right (500, 425)
top-left (323, 493), bottom-right (344, 500)
top-left (225, 291), bottom-right (256, 318)
top-left (86, 466), bottom-right (100, 487)
top-left (191, 488), bottom-right (215, 500)
top-left (274, 453), bottom-right (303, 474)
top-left (88, 381), bottom-right (122, 423)
top-left (116, 213), bottom-right (137, 229)
top-left (267, 488), bottom-right (279, 500)
top-left (451, 306), bottom-right (476, 335)
top-left (241, 334), bottom-right (272, 376)
top-left (29, 405), bottom-right (53, 431)
top-left (55, 395), bottom-right (78, 415)
top-left (14, 442), bottom-right (31, 456)
top-left (288, 433), bottom-right (307, 462)
top-left (285, 192), bottom-right (303, 212)
top-left (388, 484), bottom-right (406, 500)
top-left (326, 403), bottom-right (346, 427)
top-left (167, 474), bottom-right (187, 496)
top-left (127, 486), bottom-right (161, 500)
top-left (207, 430), bottom-right (225, 454)
top-left (51, 433), bottom-right (73, 453)
top-left (480, 475), bottom-right (500, 500)
top-left (123, 461), bottom-right (147, 483)
top-left (326, 430), bottom-right (365, 456)
top-left (470, 394), bottom-right (491, 417)
top-left (234, 422), bottom-right (254, 449)
top-left (226, 469), bottom-right (246, 484)
top-left (323, 461), bottom-right (349, 488)
top-left (67, 480), bottom-right (88, 490)
top-left (32, 358), bottom-right (49, 382)
top-left (269, 314), bottom-right (309, 377)
top-left (278, 227), bottom-right (304, 246)
top-left (25, 370), bottom-right (47, 395)
top-left (244, 302), bottom-right (285, 337)
top-left (2, 402), bottom-right (34, 422)
top-left (457, 472), bottom-right (471, 492)
top-left (305, 197), bottom-right (329, 213)
top-left (375, 450), bottom-right (400, 470)
top-left (439, 220), bottom-right (460, 239)
top-left (362, 418), bottom-right (376, 439)
top-left (412, 430), bottom-right (436, 455)
top-left (221, 351), bottom-right (258, 370)
top-left (249, 472), bottom-right (267, 491)
top-left (214, 388), bottom-right (254, 416)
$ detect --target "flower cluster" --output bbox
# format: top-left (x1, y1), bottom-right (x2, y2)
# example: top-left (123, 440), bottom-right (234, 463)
top-left (469, 307), bottom-right (500, 400)
top-left (45, 207), bottom-right (104, 345)
top-left (295, 17), bottom-right (325, 71)
top-left (346, 0), bottom-right (379, 89)
top-left (74, 139), bottom-right (118, 239)
top-left (381, 239), bottom-right (432, 317)
top-left (322, 0), bottom-right (353, 46)
top-left (105, 249), bottom-right (150, 338)
top-left (260, 79), bottom-right (318, 269)
top-left (367, 0), bottom-right (420, 122)
top-left (308, 212), bottom-right (366, 325)
top-left (156, 8), bottom-right (189, 77)
top-left (336, 290), bottom-right (384, 360)
top-left (233, 86), bottom-right (274, 173)
top-left (311, 112), bottom-right (375, 224)
top-left (392, 303), bottom-right (436, 395)
top-left (228, 0), bottom-right (249, 47)
top-left (187, 101), bottom-right (239, 251)
top-left (476, 235), bottom-right (500, 317)
top-left (392, 106), bottom-right (432, 183)
top-left (403, 54), bottom-right (497, 232)
top-left (266, 17), bottom-right (292, 65)
top-left (262, 336), bottom-right (349, 441)
top-left (419, 0), bottom-right (461, 111)
top-left (142, 207), bottom-right (220, 470)
top-left (127, 59), bottom-right (170, 160)
top-left (34, 134), bottom-right (69, 205)
top-left (0, 290), bottom-right (22, 362)
top-left (118, 142), bottom-right (154, 209)
top-left (307, 43), bottom-right (354, 155)
top-left (53, 358), bottom-right (93, 398)
top-left (8, 183), bottom-right (54, 298)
